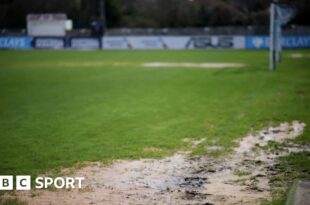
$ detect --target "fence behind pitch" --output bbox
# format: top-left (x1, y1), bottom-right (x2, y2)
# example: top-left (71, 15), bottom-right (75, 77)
top-left (1, 35), bottom-right (310, 50)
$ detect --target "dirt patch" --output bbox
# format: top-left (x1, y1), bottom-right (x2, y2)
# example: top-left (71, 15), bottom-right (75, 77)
top-left (290, 53), bottom-right (310, 59)
top-left (182, 137), bottom-right (207, 148)
top-left (143, 62), bottom-right (246, 69)
top-left (143, 147), bottom-right (163, 153)
top-left (5, 121), bottom-right (308, 205)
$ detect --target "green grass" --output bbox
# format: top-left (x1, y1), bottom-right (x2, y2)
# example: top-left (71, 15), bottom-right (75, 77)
top-left (0, 49), bottom-right (309, 181)
top-left (0, 198), bottom-right (27, 205)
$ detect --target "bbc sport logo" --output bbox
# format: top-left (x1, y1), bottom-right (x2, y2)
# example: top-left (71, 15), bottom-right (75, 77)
top-left (0, 175), bottom-right (84, 190)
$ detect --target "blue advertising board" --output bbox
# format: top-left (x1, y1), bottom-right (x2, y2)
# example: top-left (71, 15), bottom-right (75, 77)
top-left (32, 37), bottom-right (65, 49)
top-left (246, 35), bottom-right (310, 49)
top-left (0, 37), bottom-right (32, 49)
top-left (69, 37), bottom-right (101, 49)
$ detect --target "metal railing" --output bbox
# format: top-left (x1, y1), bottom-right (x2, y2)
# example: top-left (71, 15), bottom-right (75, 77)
top-left (1, 25), bottom-right (310, 37)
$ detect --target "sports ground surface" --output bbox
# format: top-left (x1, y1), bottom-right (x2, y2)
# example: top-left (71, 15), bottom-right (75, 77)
top-left (0, 50), bottom-right (309, 204)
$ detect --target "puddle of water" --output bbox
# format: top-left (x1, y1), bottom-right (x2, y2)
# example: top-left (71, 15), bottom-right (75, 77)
top-left (235, 121), bottom-right (305, 154)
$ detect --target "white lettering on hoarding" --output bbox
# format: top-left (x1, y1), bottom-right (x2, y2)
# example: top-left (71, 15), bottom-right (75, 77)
top-left (0, 38), bottom-right (26, 48)
top-left (0, 175), bottom-right (85, 190)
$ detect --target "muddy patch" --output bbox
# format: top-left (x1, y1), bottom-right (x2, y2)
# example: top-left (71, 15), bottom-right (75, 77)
top-left (235, 121), bottom-right (305, 154)
top-left (143, 62), bottom-right (246, 69)
top-left (6, 121), bottom-right (308, 205)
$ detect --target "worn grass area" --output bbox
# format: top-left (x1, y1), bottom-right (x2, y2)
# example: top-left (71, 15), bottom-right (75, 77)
top-left (262, 151), bottom-right (310, 205)
top-left (0, 50), bottom-right (309, 191)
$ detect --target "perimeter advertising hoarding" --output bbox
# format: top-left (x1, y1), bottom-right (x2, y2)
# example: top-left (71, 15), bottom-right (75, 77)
top-left (246, 35), bottom-right (310, 49)
top-left (102, 36), bottom-right (167, 50)
top-left (0, 37), bottom-right (32, 49)
top-left (102, 37), bottom-right (129, 49)
top-left (184, 36), bottom-right (245, 49)
top-left (2, 35), bottom-right (310, 50)
top-left (102, 36), bottom-right (246, 50)
top-left (32, 37), bottom-right (65, 49)
top-left (69, 38), bottom-right (101, 49)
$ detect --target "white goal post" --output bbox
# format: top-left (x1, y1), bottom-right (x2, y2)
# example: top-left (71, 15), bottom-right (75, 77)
top-left (269, 3), bottom-right (296, 71)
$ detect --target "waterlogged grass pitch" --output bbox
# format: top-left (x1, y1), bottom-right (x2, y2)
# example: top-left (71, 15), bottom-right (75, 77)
top-left (0, 50), bottom-right (309, 177)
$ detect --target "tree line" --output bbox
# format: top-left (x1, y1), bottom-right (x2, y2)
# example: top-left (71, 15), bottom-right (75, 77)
top-left (0, 0), bottom-right (309, 29)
